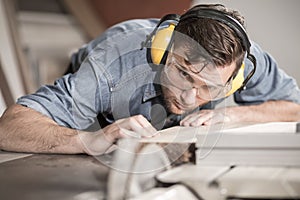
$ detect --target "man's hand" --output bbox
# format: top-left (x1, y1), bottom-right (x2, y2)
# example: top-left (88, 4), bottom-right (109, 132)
top-left (180, 108), bottom-right (230, 127)
top-left (78, 115), bottom-right (158, 155)
top-left (180, 100), bottom-right (300, 127)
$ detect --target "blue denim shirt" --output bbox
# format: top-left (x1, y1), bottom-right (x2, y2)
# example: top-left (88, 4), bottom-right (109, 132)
top-left (17, 19), bottom-right (300, 130)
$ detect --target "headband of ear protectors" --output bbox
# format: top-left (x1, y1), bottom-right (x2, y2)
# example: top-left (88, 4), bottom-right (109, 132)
top-left (141, 7), bottom-right (257, 95)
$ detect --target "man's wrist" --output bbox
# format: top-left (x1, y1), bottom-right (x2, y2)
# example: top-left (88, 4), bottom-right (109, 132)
top-left (76, 130), bottom-right (114, 156)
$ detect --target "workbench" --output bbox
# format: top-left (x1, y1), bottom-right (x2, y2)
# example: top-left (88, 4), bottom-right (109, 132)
top-left (1, 122), bottom-right (300, 200)
top-left (0, 152), bottom-right (109, 200)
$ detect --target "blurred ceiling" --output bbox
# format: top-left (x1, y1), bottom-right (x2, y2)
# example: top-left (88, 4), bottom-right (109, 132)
top-left (16, 0), bottom-right (192, 27)
top-left (90, 0), bottom-right (192, 27)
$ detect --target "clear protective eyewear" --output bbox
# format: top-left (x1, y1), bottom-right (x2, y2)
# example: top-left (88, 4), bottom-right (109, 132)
top-left (164, 55), bottom-right (233, 100)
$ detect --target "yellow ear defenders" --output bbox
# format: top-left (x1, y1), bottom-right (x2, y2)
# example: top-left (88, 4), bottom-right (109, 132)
top-left (141, 8), bottom-right (257, 95)
top-left (150, 23), bottom-right (176, 65)
top-left (141, 14), bottom-right (180, 65)
top-left (226, 63), bottom-right (245, 96)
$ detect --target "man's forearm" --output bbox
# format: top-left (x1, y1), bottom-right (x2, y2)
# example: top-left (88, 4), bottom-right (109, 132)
top-left (0, 104), bottom-right (84, 154)
top-left (229, 100), bottom-right (300, 123)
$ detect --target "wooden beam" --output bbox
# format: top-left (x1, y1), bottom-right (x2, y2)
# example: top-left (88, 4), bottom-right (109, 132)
top-left (2, 0), bottom-right (35, 94)
top-left (62, 0), bottom-right (106, 40)
top-left (0, 59), bottom-right (14, 107)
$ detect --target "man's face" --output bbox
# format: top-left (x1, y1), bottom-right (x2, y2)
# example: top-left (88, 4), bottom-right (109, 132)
top-left (160, 45), bottom-right (237, 115)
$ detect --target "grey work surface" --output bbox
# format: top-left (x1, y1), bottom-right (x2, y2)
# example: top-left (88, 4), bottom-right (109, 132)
top-left (0, 153), bottom-right (109, 200)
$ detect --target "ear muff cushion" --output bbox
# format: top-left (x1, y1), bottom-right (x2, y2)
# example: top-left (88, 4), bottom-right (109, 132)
top-left (151, 24), bottom-right (176, 65)
top-left (226, 63), bottom-right (245, 96)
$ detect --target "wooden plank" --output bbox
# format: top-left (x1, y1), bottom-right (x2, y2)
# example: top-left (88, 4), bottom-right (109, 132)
top-left (0, 150), bottom-right (32, 164)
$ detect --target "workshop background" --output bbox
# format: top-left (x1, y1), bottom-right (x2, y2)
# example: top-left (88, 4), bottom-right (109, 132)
top-left (1, 0), bottom-right (299, 115)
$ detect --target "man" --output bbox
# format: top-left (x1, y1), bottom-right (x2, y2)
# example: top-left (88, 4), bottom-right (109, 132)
top-left (0, 4), bottom-right (300, 155)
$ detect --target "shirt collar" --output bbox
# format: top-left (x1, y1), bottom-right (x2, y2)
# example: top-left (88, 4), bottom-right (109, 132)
top-left (143, 83), bottom-right (162, 102)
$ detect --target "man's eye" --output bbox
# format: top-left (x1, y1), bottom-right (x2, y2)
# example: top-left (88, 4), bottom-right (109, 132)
top-left (201, 85), bottom-right (210, 91)
top-left (179, 69), bottom-right (191, 80)
top-left (200, 84), bottom-right (218, 93)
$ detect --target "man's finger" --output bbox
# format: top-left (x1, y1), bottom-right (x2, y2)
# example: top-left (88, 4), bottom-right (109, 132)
top-left (132, 115), bottom-right (157, 137)
top-left (120, 128), bottom-right (142, 138)
top-left (191, 113), bottom-right (212, 126)
top-left (181, 112), bottom-right (213, 127)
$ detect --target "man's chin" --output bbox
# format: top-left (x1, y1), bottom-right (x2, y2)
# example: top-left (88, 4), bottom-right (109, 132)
top-left (168, 103), bottom-right (193, 115)
top-left (165, 102), bottom-right (181, 115)
top-left (170, 108), bottom-right (184, 115)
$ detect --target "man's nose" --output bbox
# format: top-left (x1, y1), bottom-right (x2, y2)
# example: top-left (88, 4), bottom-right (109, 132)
top-left (180, 88), bottom-right (197, 105)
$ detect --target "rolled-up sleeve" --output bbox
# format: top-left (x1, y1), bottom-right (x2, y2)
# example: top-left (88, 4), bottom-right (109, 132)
top-left (234, 42), bottom-right (300, 105)
top-left (17, 56), bottom-right (111, 130)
